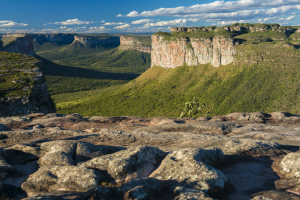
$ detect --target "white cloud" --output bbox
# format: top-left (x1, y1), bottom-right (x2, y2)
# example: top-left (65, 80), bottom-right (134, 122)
top-left (104, 22), bottom-right (125, 25)
top-left (143, 18), bottom-right (199, 28)
top-left (278, 15), bottom-right (296, 21)
top-left (127, 11), bottom-right (139, 17)
top-left (211, 20), bottom-right (249, 26)
top-left (123, 0), bottom-right (300, 17)
top-left (131, 19), bottom-right (154, 24)
top-left (114, 24), bottom-right (131, 29)
top-left (44, 18), bottom-right (95, 25)
top-left (101, 20), bottom-right (105, 22)
top-left (0, 20), bottom-right (28, 27)
top-left (60, 26), bottom-right (66, 29)
top-left (116, 14), bottom-right (122, 17)
top-left (286, 15), bottom-right (296, 20)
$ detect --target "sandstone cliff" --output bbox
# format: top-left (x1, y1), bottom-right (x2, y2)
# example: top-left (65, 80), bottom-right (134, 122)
top-left (73, 35), bottom-right (120, 46)
top-left (0, 34), bottom-right (35, 56)
top-left (33, 34), bottom-right (75, 44)
top-left (151, 35), bottom-right (235, 68)
top-left (119, 36), bottom-right (151, 53)
top-left (0, 51), bottom-right (55, 117)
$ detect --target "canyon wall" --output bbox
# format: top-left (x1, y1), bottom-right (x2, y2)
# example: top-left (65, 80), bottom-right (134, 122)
top-left (74, 35), bottom-right (120, 46)
top-left (33, 34), bottom-right (75, 43)
top-left (151, 35), bottom-right (235, 68)
top-left (1, 34), bottom-right (35, 56)
top-left (119, 36), bottom-right (151, 53)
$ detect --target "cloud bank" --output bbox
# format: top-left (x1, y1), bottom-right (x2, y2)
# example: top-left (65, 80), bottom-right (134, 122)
top-left (0, 20), bottom-right (28, 27)
top-left (44, 18), bottom-right (95, 25)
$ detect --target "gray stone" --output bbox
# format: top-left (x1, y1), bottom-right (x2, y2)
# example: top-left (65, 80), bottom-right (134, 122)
top-left (21, 165), bottom-right (103, 197)
top-left (174, 187), bottom-right (214, 200)
top-left (38, 151), bottom-right (74, 166)
top-left (80, 146), bottom-right (166, 182)
top-left (279, 152), bottom-right (300, 179)
top-left (149, 148), bottom-right (228, 193)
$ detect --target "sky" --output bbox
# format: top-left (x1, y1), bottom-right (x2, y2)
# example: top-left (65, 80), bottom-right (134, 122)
top-left (1, 0), bottom-right (300, 34)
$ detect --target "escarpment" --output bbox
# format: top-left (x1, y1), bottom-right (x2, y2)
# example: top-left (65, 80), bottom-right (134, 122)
top-left (151, 35), bottom-right (235, 68)
top-left (73, 35), bottom-right (120, 47)
top-left (0, 51), bottom-right (55, 117)
top-left (0, 34), bottom-right (35, 56)
top-left (119, 36), bottom-right (151, 53)
top-left (152, 23), bottom-right (300, 69)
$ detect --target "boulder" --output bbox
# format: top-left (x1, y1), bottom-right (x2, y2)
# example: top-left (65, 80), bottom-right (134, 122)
top-left (279, 152), bottom-right (300, 179)
top-left (75, 141), bottom-right (105, 164)
top-left (174, 186), bottom-right (214, 200)
top-left (38, 140), bottom-right (105, 166)
top-left (21, 165), bottom-right (103, 197)
top-left (79, 146), bottom-right (166, 182)
top-left (38, 151), bottom-right (74, 166)
top-left (149, 148), bottom-right (228, 193)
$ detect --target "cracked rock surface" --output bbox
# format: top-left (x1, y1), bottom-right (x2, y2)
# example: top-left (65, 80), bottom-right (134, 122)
top-left (0, 111), bottom-right (300, 199)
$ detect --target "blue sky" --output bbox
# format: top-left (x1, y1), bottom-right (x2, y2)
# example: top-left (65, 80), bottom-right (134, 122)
top-left (1, 0), bottom-right (300, 33)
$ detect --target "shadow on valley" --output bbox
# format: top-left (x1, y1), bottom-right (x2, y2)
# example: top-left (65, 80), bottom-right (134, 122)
top-left (37, 56), bottom-right (140, 81)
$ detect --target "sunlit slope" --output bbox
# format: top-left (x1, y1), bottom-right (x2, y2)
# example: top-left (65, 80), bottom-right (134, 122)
top-left (54, 58), bottom-right (300, 117)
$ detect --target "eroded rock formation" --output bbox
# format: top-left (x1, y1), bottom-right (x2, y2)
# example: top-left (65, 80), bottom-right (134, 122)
top-left (0, 111), bottom-right (300, 199)
top-left (119, 36), bottom-right (151, 53)
top-left (151, 35), bottom-right (235, 68)
top-left (1, 34), bottom-right (35, 56)
top-left (74, 35), bottom-right (120, 46)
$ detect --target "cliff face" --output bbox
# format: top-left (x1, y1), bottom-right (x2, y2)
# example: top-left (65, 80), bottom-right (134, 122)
top-left (33, 34), bottom-right (75, 43)
top-left (74, 35), bottom-right (119, 45)
top-left (151, 35), bottom-right (235, 68)
top-left (0, 51), bottom-right (55, 117)
top-left (119, 36), bottom-right (151, 53)
top-left (1, 34), bottom-right (35, 56)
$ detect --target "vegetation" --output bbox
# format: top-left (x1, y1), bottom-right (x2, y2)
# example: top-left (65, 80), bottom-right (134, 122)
top-left (179, 97), bottom-right (206, 118)
top-left (34, 37), bottom-right (151, 95)
top-left (0, 51), bottom-right (40, 97)
top-left (154, 29), bottom-right (236, 41)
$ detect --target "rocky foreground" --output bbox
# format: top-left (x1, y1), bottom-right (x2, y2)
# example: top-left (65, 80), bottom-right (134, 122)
top-left (0, 112), bottom-right (300, 200)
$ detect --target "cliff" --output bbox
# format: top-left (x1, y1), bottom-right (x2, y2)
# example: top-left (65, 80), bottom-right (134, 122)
top-left (0, 51), bottom-right (55, 117)
top-left (119, 36), bottom-right (151, 53)
top-left (72, 35), bottom-right (120, 48)
top-left (151, 35), bottom-right (235, 68)
top-left (33, 34), bottom-right (75, 44)
top-left (0, 34), bottom-right (36, 56)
